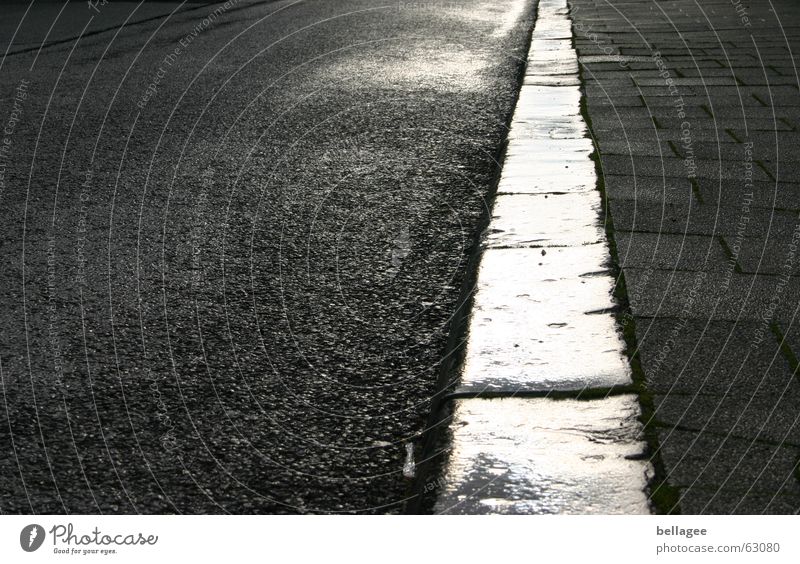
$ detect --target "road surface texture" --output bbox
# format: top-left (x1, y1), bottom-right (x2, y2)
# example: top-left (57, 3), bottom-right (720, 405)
top-left (0, 0), bottom-right (536, 514)
top-left (572, 0), bottom-right (800, 513)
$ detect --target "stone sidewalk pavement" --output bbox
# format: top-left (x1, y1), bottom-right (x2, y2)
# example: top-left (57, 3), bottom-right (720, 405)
top-left (571, 0), bottom-right (800, 513)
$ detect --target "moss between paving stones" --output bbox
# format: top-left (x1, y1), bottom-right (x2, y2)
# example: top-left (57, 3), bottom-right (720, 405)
top-left (574, 19), bottom-right (682, 515)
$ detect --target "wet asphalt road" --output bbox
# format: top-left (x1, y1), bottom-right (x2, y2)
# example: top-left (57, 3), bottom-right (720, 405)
top-left (0, 0), bottom-right (534, 514)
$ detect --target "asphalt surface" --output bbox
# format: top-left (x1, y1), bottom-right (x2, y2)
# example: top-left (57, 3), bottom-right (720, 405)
top-left (0, 0), bottom-right (536, 513)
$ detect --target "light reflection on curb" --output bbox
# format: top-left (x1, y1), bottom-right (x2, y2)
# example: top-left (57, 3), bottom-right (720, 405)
top-left (432, 0), bottom-right (653, 514)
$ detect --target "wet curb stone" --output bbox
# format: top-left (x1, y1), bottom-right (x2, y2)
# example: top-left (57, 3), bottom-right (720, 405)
top-left (430, 0), bottom-right (654, 514)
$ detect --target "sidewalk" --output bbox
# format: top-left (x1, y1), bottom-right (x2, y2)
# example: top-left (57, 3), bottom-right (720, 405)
top-left (572, 0), bottom-right (800, 513)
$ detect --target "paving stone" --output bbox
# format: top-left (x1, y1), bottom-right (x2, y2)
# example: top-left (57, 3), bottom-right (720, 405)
top-left (696, 86), bottom-right (800, 99)
top-left (595, 125), bottom-right (762, 145)
top-left (656, 428), bottom-right (800, 497)
top-left (610, 200), bottom-right (799, 238)
top-left (596, 137), bottom-right (676, 158)
top-left (634, 95), bottom-right (767, 107)
top-left (727, 233), bottom-right (800, 276)
top-left (591, 105), bottom-right (722, 122)
top-left (671, 141), bottom-right (800, 163)
top-left (634, 318), bottom-right (795, 395)
top-left (653, 390), bottom-right (800, 445)
top-left (572, 0), bottom-right (800, 513)
top-left (603, 174), bottom-right (696, 205)
top-left (677, 68), bottom-right (758, 79)
top-left (590, 117), bottom-right (663, 130)
top-left (635, 77), bottom-right (738, 87)
top-left (600, 155), bottom-right (772, 182)
top-left (625, 268), bottom-right (800, 322)
top-left (738, 131), bottom-right (800, 151)
top-left (677, 488), bottom-right (800, 515)
top-left (434, 396), bottom-right (652, 514)
top-left (615, 232), bottom-right (729, 271)
top-left (698, 179), bottom-right (800, 211)
top-left (706, 106), bottom-right (800, 120)
top-left (586, 95), bottom-right (645, 107)
top-left (760, 161), bottom-right (800, 184)
top-left (776, 319), bottom-right (800, 364)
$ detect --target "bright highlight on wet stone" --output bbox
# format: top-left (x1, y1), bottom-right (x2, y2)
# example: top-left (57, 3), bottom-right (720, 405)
top-left (434, 396), bottom-right (652, 514)
top-left (434, 0), bottom-right (653, 514)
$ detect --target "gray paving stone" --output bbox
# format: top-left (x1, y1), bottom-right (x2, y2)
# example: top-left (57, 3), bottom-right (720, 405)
top-left (590, 116), bottom-right (660, 130)
top-left (595, 125), bottom-right (761, 145)
top-left (657, 428), bottom-right (800, 496)
top-left (737, 132), bottom-right (800, 153)
top-left (603, 174), bottom-right (696, 205)
top-left (596, 137), bottom-right (675, 158)
top-left (586, 95), bottom-right (645, 107)
top-left (653, 390), bottom-right (800, 445)
top-left (625, 268), bottom-right (800, 322)
top-left (678, 68), bottom-right (769, 79)
top-left (615, 232), bottom-right (729, 271)
top-left (663, 119), bottom-right (794, 131)
top-left (760, 162), bottom-right (800, 184)
top-left (677, 488), bottom-right (800, 514)
top-left (671, 141), bottom-right (800, 163)
top-left (635, 95), bottom-right (766, 107)
top-left (776, 319), bottom-right (800, 364)
top-left (587, 85), bottom-right (698, 99)
top-left (573, 0), bottom-right (800, 514)
top-left (634, 319), bottom-right (794, 395)
top-left (589, 106), bottom-right (677, 121)
top-left (707, 106), bottom-right (800, 120)
top-left (696, 86), bottom-right (800, 99)
top-left (697, 179), bottom-right (800, 211)
top-left (600, 155), bottom-right (772, 182)
top-left (728, 233), bottom-right (800, 276)
top-left (610, 200), bottom-right (799, 238)
top-left (635, 77), bottom-right (738, 87)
